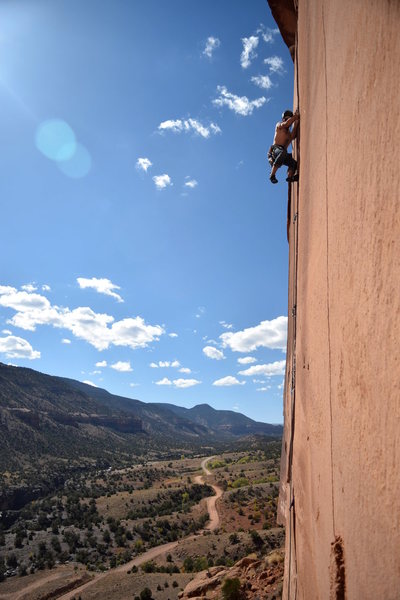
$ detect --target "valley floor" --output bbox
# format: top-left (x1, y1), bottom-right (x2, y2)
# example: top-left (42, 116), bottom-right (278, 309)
top-left (0, 442), bottom-right (284, 599)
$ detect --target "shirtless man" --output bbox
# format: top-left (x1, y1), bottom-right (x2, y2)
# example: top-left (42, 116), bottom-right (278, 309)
top-left (268, 109), bottom-right (299, 184)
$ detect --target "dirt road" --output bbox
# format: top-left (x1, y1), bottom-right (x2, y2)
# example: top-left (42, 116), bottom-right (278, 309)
top-left (55, 456), bottom-right (223, 600)
top-left (57, 540), bottom-right (180, 600)
top-left (194, 456), bottom-right (222, 531)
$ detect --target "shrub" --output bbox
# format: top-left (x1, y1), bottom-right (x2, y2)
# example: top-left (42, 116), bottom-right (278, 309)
top-left (141, 561), bottom-right (156, 573)
top-left (183, 556), bottom-right (194, 572)
top-left (222, 578), bottom-right (242, 600)
top-left (139, 588), bottom-right (152, 600)
top-left (250, 530), bottom-right (263, 549)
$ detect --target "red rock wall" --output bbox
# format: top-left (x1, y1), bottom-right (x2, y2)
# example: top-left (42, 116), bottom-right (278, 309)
top-left (273, 1), bottom-right (400, 598)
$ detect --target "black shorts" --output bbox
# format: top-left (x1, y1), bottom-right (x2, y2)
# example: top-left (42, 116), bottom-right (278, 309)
top-left (269, 145), bottom-right (297, 171)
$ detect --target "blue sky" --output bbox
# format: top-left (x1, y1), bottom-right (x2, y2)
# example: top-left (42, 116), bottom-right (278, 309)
top-left (0, 0), bottom-right (294, 424)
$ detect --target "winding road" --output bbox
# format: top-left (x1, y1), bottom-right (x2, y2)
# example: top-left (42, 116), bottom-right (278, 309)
top-left (53, 456), bottom-right (222, 600)
top-left (194, 456), bottom-right (223, 531)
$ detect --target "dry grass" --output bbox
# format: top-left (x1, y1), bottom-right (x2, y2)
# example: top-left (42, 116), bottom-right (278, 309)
top-left (68, 572), bottom-right (193, 600)
top-left (0, 565), bottom-right (90, 600)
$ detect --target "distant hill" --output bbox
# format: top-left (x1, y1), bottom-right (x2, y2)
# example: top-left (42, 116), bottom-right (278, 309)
top-left (149, 402), bottom-right (282, 437)
top-left (0, 362), bottom-right (282, 480)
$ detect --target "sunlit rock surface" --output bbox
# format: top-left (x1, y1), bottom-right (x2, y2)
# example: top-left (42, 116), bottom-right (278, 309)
top-left (269, 0), bottom-right (400, 598)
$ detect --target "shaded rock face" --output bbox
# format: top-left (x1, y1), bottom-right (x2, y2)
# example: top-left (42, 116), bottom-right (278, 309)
top-left (179, 552), bottom-right (284, 600)
top-left (268, 0), bottom-right (400, 598)
top-left (267, 0), bottom-right (297, 58)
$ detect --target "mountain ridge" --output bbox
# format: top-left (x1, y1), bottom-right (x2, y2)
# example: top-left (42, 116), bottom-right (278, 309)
top-left (0, 362), bottom-right (282, 472)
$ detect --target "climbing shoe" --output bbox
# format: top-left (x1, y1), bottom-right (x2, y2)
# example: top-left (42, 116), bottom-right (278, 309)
top-left (286, 173), bottom-right (299, 183)
top-left (270, 175), bottom-right (278, 184)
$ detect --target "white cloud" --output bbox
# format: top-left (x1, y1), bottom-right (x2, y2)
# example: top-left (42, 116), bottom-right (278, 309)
top-left (108, 317), bottom-right (164, 350)
top-left (130, 382), bottom-right (140, 387)
top-left (251, 74), bottom-right (273, 90)
top-left (21, 283), bottom-right (37, 292)
top-left (213, 376), bottom-right (245, 386)
top-left (42, 284), bottom-right (51, 292)
top-left (155, 377), bottom-right (172, 386)
top-left (158, 118), bottom-right (221, 139)
top-left (184, 179), bottom-right (198, 189)
top-left (237, 356), bottom-right (257, 365)
top-left (213, 86), bottom-right (266, 116)
top-left (2, 329), bottom-right (12, 335)
top-left (238, 360), bottom-right (286, 377)
top-left (203, 36), bottom-right (221, 58)
top-left (61, 338), bottom-right (71, 344)
top-left (173, 378), bottom-right (201, 388)
top-left (0, 286), bottom-right (164, 352)
top-left (195, 306), bottom-right (206, 318)
top-left (179, 367), bottom-right (191, 374)
top-left (256, 386), bottom-right (271, 392)
top-left (150, 360), bottom-right (181, 368)
top-left (203, 346), bottom-right (225, 360)
top-left (169, 332), bottom-right (178, 338)
top-left (153, 174), bottom-right (172, 190)
top-left (159, 361), bottom-right (171, 367)
top-left (219, 320), bottom-right (233, 330)
top-left (136, 157), bottom-right (152, 172)
top-left (77, 277), bottom-right (123, 303)
top-left (91, 370), bottom-right (101, 374)
top-left (240, 36), bottom-right (259, 68)
top-left (155, 377), bottom-right (200, 388)
top-left (0, 335), bottom-right (40, 359)
top-left (233, 403), bottom-right (240, 412)
top-left (111, 361), bottom-right (132, 372)
top-left (0, 287), bottom-right (50, 314)
top-left (264, 56), bottom-right (285, 73)
top-left (96, 360), bottom-right (107, 367)
top-left (203, 337), bottom-right (218, 345)
top-left (220, 316), bottom-right (287, 352)
top-left (257, 25), bottom-right (280, 43)
top-left (83, 380), bottom-right (98, 387)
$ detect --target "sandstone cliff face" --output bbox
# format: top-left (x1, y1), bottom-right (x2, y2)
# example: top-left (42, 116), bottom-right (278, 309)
top-left (269, 1), bottom-right (400, 598)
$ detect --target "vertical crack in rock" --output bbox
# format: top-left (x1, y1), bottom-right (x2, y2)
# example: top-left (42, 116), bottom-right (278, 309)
top-left (330, 536), bottom-right (346, 600)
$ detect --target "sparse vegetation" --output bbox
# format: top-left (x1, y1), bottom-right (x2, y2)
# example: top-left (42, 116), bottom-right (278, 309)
top-left (222, 577), bottom-right (243, 600)
top-left (0, 439), bottom-right (283, 599)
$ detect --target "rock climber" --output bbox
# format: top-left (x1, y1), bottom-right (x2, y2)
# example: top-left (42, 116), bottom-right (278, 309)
top-left (268, 109), bottom-right (299, 184)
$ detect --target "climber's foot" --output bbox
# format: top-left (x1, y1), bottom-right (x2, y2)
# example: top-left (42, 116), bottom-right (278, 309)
top-left (270, 175), bottom-right (278, 184)
top-left (286, 173), bottom-right (299, 183)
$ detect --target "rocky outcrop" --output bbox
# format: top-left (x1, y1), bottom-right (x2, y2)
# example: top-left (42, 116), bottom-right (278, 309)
top-left (179, 552), bottom-right (284, 600)
top-left (268, 0), bottom-right (400, 598)
top-left (267, 0), bottom-right (296, 58)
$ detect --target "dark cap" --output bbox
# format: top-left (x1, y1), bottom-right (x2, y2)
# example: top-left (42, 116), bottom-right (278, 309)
top-left (282, 110), bottom-right (293, 119)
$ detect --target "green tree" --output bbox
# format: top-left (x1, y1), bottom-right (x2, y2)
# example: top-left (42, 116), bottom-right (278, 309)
top-left (139, 587), bottom-right (152, 600)
top-left (222, 578), bottom-right (242, 600)
top-left (183, 556), bottom-right (194, 572)
top-left (250, 529), bottom-right (263, 549)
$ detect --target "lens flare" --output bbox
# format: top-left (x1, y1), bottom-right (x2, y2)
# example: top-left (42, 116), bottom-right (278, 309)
top-left (57, 143), bottom-right (92, 179)
top-left (35, 119), bottom-right (76, 162)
